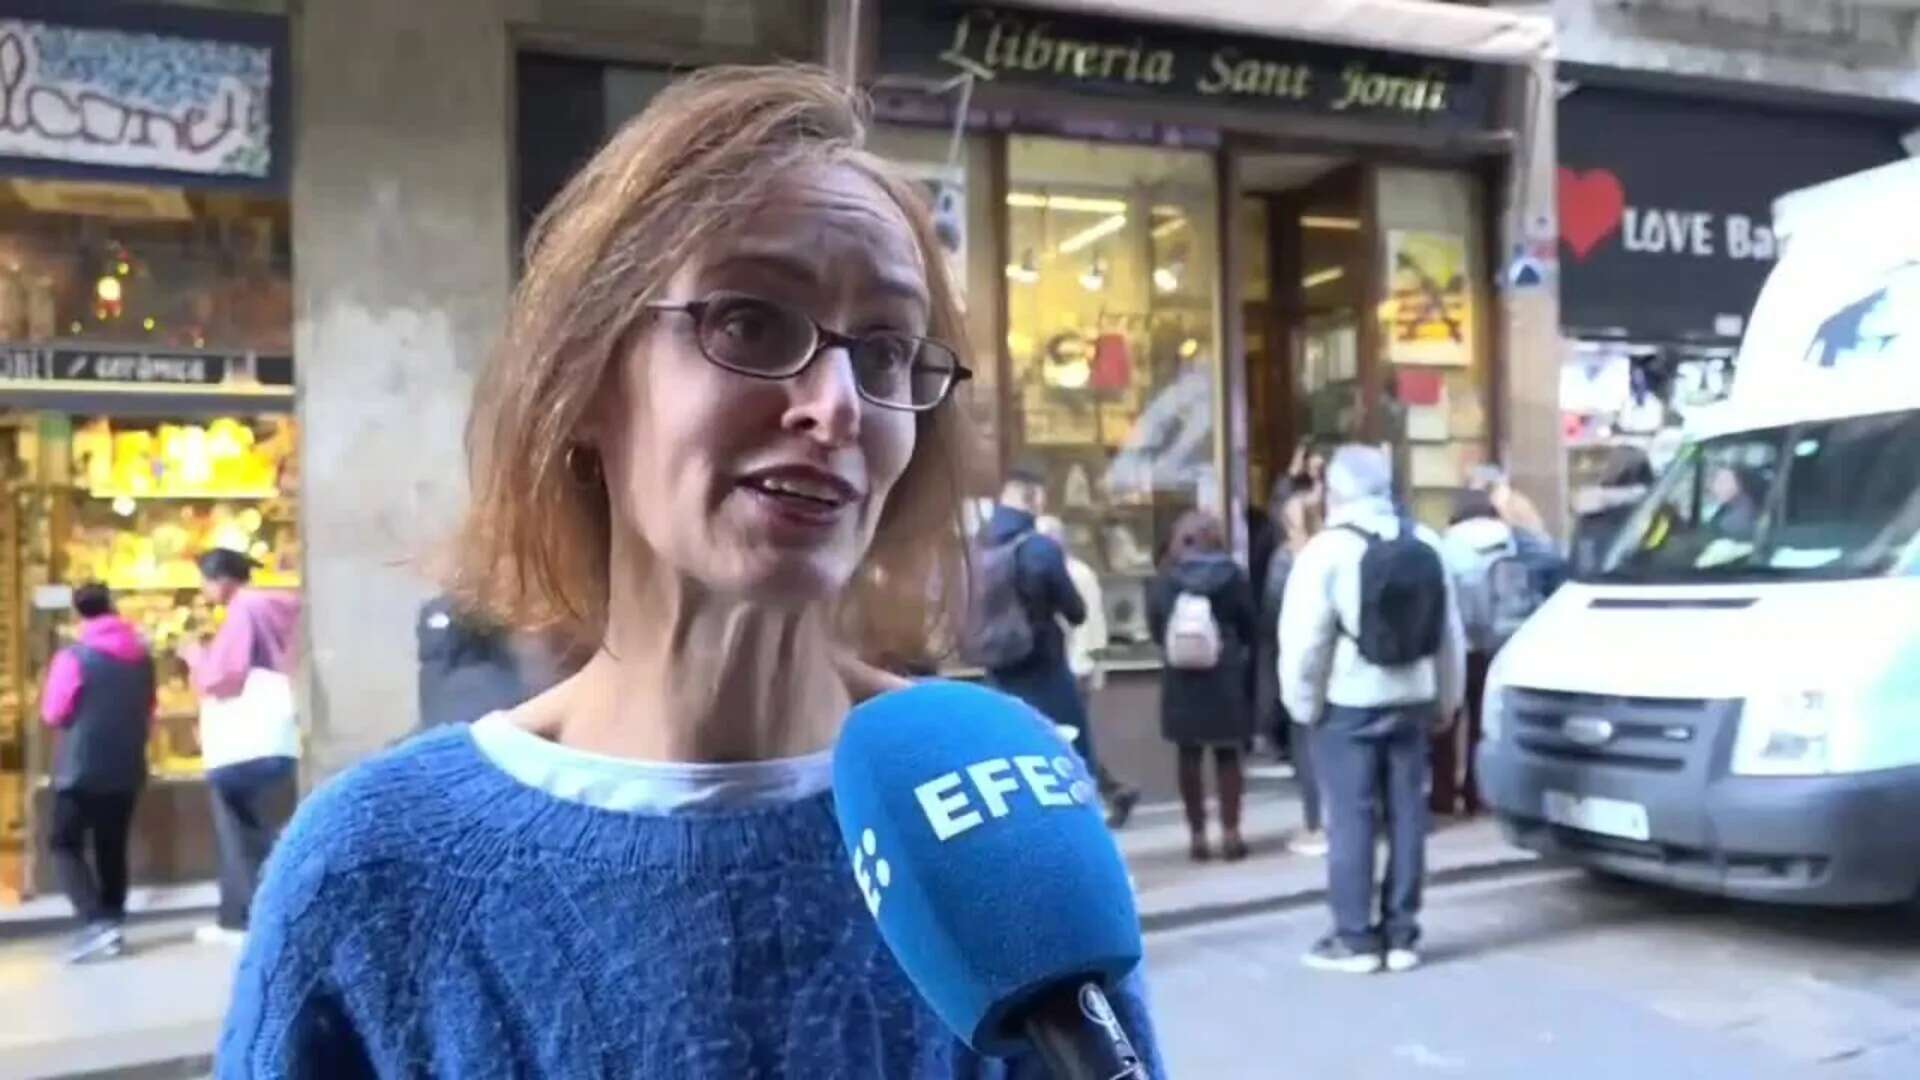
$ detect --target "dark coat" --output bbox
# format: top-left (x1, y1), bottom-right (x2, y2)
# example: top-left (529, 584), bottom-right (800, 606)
top-left (1148, 554), bottom-right (1257, 746)
top-left (1254, 546), bottom-right (1296, 721)
top-left (979, 505), bottom-right (1088, 730)
top-left (416, 597), bottom-right (528, 731)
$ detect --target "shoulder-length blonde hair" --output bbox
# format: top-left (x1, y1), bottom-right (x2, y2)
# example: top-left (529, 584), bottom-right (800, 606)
top-left (449, 65), bottom-right (974, 667)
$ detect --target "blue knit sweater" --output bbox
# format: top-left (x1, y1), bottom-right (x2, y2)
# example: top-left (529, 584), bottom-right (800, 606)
top-left (218, 726), bottom-right (1164, 1077)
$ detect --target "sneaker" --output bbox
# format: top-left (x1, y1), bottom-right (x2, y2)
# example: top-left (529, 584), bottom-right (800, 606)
top-left (66, 922), bottom-right (124, 964)
top-left (1104, 788), bottom-right (1140, 830)
top-left (1386, 947), bottom-right (1422, 973)
top-left (1302, 936), bottom-right (1383, 974)
top-left (196, 924), bottom-right (247, 947)
top-left (1287, 830), bottom-right (1330, 857)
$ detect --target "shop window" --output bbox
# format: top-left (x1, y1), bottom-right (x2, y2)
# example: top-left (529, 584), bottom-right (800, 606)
top-left (0, 184), bottom-right (290, 356)
top-left (1374, 166), bottom-right (1489, 526)
top-left (1004, 137), bottom-right (1221, 660)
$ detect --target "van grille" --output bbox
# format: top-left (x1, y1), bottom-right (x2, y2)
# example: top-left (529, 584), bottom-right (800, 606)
top-left (1506, 688), bottom-right (1738, 773)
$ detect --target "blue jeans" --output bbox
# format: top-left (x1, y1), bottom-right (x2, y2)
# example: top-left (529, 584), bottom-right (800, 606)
top-left (1311, 704), bottom-right (1434, 952)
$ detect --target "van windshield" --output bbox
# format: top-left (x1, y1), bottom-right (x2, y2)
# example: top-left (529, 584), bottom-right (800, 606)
top-left (1594, 410), bottom-right (1920, 583)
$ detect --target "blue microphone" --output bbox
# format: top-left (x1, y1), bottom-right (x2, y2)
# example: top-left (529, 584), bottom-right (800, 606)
top-left (833, 680), bottom-right (1148, 1077)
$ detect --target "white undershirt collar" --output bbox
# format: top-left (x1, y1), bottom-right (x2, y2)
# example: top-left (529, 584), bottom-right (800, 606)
top-left (468, 712), bottom-right (833, 815)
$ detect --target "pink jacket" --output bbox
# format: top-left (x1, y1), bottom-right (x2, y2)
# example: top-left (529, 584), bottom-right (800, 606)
top-left (189, 588), bottom-right (301, 700)
top-left (41, 615), bottom-right (155, 728)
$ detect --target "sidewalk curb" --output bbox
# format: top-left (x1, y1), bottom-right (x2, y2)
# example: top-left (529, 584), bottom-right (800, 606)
top-left (0, 902), bottom-right (218, 943)
top-left (34, 1055), bottom-right (213, 1080)
top-left (1139, 854), bottom-right (1546, 936)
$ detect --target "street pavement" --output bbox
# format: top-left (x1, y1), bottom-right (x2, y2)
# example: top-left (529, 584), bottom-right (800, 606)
top-left (6, 783), bottom-right (1917, 1078)
top-left (1148, 866), bottom-right (1920, 1079)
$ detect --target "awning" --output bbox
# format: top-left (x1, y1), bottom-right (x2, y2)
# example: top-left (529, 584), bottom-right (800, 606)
top-left (1011, 0), bottom-right (1554, 65)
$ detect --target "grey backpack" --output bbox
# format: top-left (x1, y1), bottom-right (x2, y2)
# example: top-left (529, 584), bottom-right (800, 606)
top-left (960, 533), bottom-right (1036, 669)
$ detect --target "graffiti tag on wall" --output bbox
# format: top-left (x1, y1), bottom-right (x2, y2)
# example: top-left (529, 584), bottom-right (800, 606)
top-left (0, 19), bottom-right (272, 178)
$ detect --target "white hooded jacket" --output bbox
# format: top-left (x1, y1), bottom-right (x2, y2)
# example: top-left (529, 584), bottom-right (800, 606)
top-left (1278, 496), bottom-right (1467, 725)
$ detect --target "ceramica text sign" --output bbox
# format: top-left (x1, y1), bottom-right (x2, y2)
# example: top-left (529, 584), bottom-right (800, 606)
top-left (879, 4), bottom-right (1497, 132)
top-left (0, 1), bottom-right (287, 186)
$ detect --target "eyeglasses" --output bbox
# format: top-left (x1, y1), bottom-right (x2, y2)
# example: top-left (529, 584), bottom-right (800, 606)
top-left (645, 292), bottom-right (971, 412)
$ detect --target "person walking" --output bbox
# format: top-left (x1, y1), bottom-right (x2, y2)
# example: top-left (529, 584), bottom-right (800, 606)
top-left (41, 583), bottom-right (154, 963)
top-left (1262, 490), bottom-right (1330, 857)
top-left (183, 548), bottom-right (300, 946)
top-left (974, 470), bottom-right (1140, 826)
top-left (1034, 514), bottom-right (1140, 827)
top-left (219, 67), bottom-right (1161, 1075)
top-left (1148, 511), bottom-right (1257, 862)
top-left (1281, 445), bottom-right (1465, 974)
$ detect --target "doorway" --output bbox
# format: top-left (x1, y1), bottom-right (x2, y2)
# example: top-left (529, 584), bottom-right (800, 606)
top-left (1239, 153), bottom-right (1370, 515)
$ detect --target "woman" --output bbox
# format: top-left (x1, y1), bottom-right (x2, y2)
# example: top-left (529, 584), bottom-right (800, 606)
top-left (1439, 490), bottom-right (1514, 817)
top-left (1148, 511), bottom-right (1257, 862)
top-left (184, 548), bottom-right (300, 946)
top-left (1262, 492), bottom-right (1329, 857)
top-left (220, 67), bottom-right (1161, 1076)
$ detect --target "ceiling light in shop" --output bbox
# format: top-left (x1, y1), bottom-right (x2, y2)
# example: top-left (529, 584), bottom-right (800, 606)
top-left (1079, 261), bottom-right (1108, 292)
top-left (1303, 267), bottom-right (1346, 289)
top-left (1301, 215), bottom-right (1362, 231)
top-left (95, 276), bottom-right (122, 303)
top-left (1005, 248), bottom-right (1040, 284)
top-left (1059, 214), bottom-right (1127, 254)
top-left (1153, 266), bottom-right (1180, 293)
top-left (111, 496), bottom-right (137, 518)
top-left (1151, 216), bottom-right (1188, 240)
top-left (1007, 192), bottom-right (1129, 214)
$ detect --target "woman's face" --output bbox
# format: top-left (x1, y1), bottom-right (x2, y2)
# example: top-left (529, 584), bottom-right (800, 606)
top-left (599, 162), bottom-right (926, 605)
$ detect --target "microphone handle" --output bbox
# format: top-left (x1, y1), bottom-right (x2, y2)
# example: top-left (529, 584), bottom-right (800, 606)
top-left (1019, 980), bottom-right (1150, 1080)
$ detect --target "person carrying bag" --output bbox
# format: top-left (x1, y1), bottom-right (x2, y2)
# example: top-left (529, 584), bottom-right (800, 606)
top-left (183, 549), bottom-right (301, 945)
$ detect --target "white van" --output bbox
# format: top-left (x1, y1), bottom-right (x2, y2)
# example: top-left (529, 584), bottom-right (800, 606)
top-left (1477, 160), bottom-right (1920, 905)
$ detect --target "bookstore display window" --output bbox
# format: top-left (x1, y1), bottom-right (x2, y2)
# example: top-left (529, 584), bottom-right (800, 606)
top-left (1003, 137), bottom-right (1222, 660)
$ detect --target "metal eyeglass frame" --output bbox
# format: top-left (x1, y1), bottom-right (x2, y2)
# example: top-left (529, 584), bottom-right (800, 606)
top-left (645, 293), bottom-right (973, 412)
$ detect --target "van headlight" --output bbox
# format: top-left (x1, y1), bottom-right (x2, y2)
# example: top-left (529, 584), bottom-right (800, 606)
top-left (1731, 691), bottom-right (1837, 776)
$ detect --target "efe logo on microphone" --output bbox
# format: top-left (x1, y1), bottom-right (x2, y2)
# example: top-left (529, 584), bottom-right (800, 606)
top-left (915, 754), bottom-right (1094, 842)
top-left (852, 828), bottom-right (893, 916)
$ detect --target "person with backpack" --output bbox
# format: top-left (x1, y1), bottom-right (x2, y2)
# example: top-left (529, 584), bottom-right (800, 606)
top-left (40, 583), bottom-right (155, 963)
top-left (1147, 511), bottom-right (1257, 862)
top-left (1440, 489), bottom-right (1542, 817)
top-left (1280, 445), bottom-right (1465, 975)
top-left (968, 468), bottom-right (1140, 826)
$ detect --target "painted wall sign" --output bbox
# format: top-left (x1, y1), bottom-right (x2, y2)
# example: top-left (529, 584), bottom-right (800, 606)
top-left (0, 2), bottom-right (287, 187)
top-left (1558, 83), bottom-right (1904, 343)
top-left (879, 3), bottom-right (1497, 133)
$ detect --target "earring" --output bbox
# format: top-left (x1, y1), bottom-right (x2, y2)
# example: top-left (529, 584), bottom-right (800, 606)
top-left (564, 444), bottom-right (601, 486)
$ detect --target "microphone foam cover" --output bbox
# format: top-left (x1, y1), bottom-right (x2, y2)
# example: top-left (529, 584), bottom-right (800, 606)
top-left (832, 681), bottom-right (1141, 1055)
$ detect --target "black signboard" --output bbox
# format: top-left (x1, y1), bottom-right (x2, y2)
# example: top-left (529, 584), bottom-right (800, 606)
top-left (1559, 85), bottom-right (1905, 343)
top-left (878, 3), bottom-right (1498, 134)
top-left (0, 345), bottom-right (292, 389)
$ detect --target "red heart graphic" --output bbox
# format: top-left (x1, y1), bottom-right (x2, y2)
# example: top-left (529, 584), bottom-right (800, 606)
top-left (1558, 167), bottom-right (1626, 262)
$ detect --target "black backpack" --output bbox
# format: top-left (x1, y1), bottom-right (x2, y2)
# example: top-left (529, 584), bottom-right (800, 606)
top-left (1339, 519), bottom-right (1448, 667)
